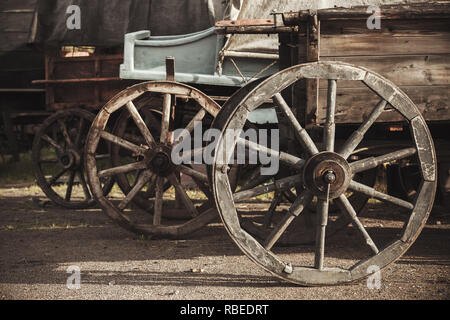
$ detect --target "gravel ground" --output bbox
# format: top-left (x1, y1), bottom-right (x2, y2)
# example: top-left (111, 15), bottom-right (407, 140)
top-left (0, 186), bottom-right (449, 300)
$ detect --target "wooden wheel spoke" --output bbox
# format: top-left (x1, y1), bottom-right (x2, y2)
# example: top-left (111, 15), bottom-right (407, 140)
top-left (339, 100), bottom-right (387, 159)
top-left (153, 176), bottom-right (164, 225)
top-left (160, 94), bottom-right (171, 143)
top-left (77, 170), bottom-right (92, 200)
top-left (263, 191), bottom-right (283, 228)
top-left (118, 171), bottom-right (153, 210)
top-left (122, 133), bottom-right (145, 146)
top-left (350, 147), bottom-right (417, 174)
top-left (143, 110), bottom-right (162, 133)
top-left (192, 177), bottom-right (214, 201)
top-left (348, 179), bottom-right (414, 210)
top-left (240, 173), bottom-right (272, 193)
top-left (314, 198), bottom-right (329, 270)
top-left (100, 130), bottom-right (146, 155)
top-left (57, 119), bottom-right (73, 147)
top-left (336, 194), bottom-right (379, 254)
top-left (283, 189), bottom-right (297, 203)
top-left (126, 101), bottom-right (156, 146)
top-left (48, 167), bottom-right (69, 186)
top-left (178, 147), bottom-right (205, 164)
top-left (324, 80), bottom-right (337, 152)
top-left (65, 171), bottom-right (76, 201)
top-left (142, 174), bottom-right (158, 199)
top-left (237, 138), bottom-right (305, 170)
top-left (273, 93), bottom-right (319, 156)
top-left (240, 165), bottom-right (263, 190)
top-left (98, 161), bottom-right (147, 178)
top-left (94, 154), bottom-right (111, 160)
top-left (41, 134), bottom-right (65, 153)
top-left (38, 158), bottom-right (59, 164)
top-left (264, 190), bottom-right (313, 250)
top-left (174, 109), bottom-right (206, 146)
top-left (168, 173), bottom-right (199, 218)
top-left (74, 117), bottom-right (86, 147)
top-left (233, 173), bottom-right (303, 202)
top-left (176, 165), bottom-right (209, 184)
top-left (131, 170), bottom-right (144, 189)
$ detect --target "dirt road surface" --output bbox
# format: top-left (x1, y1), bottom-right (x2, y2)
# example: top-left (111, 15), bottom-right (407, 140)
top-left (0, 186), bottom-right (449, 300)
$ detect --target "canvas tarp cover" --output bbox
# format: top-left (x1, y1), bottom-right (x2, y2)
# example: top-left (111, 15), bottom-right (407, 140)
top-left (31, 0), bottom-right (229, 47)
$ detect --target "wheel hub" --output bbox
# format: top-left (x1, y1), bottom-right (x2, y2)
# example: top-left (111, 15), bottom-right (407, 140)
top-left (303, 152), bottom-right (351, 199)
top-left (60, 149), bottom-right (81, 169)
top-left (145, 144), bottom-right (175, 177)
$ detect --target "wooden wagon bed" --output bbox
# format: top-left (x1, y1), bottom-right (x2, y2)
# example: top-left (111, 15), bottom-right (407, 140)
top-left (218, 1), bottom-right (450, 125)
top-left (32, 51), bottom-right (137, 111)
top-left (286, 2), bottom-right (450, 125)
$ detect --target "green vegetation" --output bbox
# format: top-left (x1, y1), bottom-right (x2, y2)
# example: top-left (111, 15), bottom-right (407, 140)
top-left (0, 152), bottom-right (35, 187)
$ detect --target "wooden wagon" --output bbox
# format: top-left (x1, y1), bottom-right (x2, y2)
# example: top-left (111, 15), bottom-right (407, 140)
top-left (81, 1), bottom-right (449, 286)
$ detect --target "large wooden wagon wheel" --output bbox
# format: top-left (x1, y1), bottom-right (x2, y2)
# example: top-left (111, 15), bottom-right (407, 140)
top-left (85, 81), bottom-right (221, 238)
top-left (211, 61), bottom-right (437, 286)
top-left (32, 109), bottom-right (114, 209)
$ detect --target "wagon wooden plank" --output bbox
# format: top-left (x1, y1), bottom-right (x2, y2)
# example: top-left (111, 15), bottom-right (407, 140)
top-left (295, 34), bottom-right (450, 58)
top-left (284, 2), bottom-right (450, 24)
top-left (320, 55), bottom-right (450, 87)
top-left (317, 85), bottom-right (450, 123)
top-left (320, 18), bottom-right (450, 36)
top-left (295, 18), bottom-right (450, 58)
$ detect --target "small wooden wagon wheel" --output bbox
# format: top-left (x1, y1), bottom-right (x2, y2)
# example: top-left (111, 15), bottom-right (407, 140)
top-left (85, 81), bottom-right (221, 238)
top-left (211, 62), bottom-right (437, 285)
top-left (32, 109), bottom-right (114, 209)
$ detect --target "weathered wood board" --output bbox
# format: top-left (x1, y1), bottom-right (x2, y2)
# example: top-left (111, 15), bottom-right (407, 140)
top-left (283, 11), bottom-right (450, 124)
top-left (41, 53), bottom-right (134, 111)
